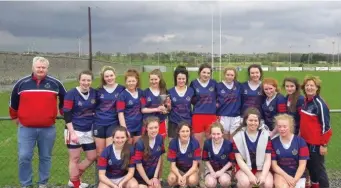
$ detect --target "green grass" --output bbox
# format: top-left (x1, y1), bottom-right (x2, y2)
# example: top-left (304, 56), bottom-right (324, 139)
top-left (1, 71), bottom-right (341, 186)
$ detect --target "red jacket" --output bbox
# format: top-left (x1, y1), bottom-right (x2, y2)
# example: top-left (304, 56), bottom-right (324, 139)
top-left (300, 95), bottom-right (332, 145)
top-left (9, 74), bottom-right (66, 127)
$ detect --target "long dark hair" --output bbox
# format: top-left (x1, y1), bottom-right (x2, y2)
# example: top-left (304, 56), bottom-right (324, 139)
top-left (150, 69), bottom-right (167, 95)
top-left (231, 107), bottom-right (262, 137)
top-left (282, 77), bottom-right (301, 112)
top-left (173, 65), bottom-right (189, 86)
top-left (176, 121), bottom-right (192, 139)
top-left (142, 116), bottom-right (160, 159)
top-left (112, 126), bottom-right (131, 169)
top-left (198, 63), bottom-right (212, 76)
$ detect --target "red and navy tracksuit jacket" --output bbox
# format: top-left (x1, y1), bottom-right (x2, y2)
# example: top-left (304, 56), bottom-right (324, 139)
top-left (9, 74), bottom-right (66, 127)
top-left (300, 95), bottom-right (332, 146)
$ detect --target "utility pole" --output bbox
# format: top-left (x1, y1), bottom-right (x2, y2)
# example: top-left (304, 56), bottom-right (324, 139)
top-left (88, 7), bottom-right (93, 71)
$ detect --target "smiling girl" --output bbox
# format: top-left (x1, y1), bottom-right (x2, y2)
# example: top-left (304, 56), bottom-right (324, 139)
top-left (282, 77), bottom-right (304, 135)
top-left (167, 122), bottom-right (201, 187)
top-left (261, 78), bottom-right (287, 137)
top-left (232, 107), bottom-right (273, 188)
top-left (134, 116), bottom-right (165, 188)
top-left (117, 69), bottom-right (143, 144)
top-left (216, 67), bottom-right (242, 140)
top-left (167, 65), bottom-right (194, 140)
top-left (271, 114), bottom-right (309, 188)
top-left (63, 70), bottom-right (97, 188)
top-left (190, 63), bottom-right (218, 149)
top-left (97, 126), bottom-right (138, 188)
top-left (202, 122), bottom-right (234, 188)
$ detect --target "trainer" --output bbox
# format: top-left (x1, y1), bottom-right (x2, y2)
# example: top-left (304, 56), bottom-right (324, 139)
top-left (9, 56), bottom-right (66, 187)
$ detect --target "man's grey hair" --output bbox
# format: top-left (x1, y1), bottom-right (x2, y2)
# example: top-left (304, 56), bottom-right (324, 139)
top-left (32, 56), bottom-right (50, 67)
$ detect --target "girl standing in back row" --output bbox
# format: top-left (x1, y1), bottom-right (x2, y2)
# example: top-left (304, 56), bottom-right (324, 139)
top-left (117, 69), bottom-right (144, 144)
top-left (241, 64), bottom-right (265, 117)
top-left (216, 67), bottom-right (242, 140)
top-left (190, 63), bottom-right (218, 149)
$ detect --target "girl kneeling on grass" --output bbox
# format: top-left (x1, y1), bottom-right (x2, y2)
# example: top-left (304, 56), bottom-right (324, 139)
top-left (232, 107), bottom-right (273, 188)
top-left (167, 122), bottom-right (201, 187)
top-left (134, 116), bottom-right (165, 188)
top-left (271, 114), bottom-right (309, 188)
top-left (97, 126), bottom-right (138, 188)
top-left (202, 122), bottom-right (234, 188)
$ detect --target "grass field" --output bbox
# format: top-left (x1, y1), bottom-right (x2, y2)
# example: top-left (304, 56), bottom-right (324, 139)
top-left (1, 70), bottom-right (341, 186)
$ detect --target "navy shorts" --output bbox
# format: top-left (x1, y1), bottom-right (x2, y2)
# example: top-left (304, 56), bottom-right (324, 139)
top-left (93, 124), bottom-right (118, 139)
top-left (129, 131), bottom-right (142, 137)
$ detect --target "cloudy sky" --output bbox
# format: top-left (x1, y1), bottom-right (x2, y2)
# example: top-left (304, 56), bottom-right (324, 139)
top-left (0, 1), bottom-right (341, 54)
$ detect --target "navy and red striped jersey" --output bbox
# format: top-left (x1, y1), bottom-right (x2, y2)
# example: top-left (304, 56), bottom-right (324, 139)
top-left (94, 85), bottom-right (125, 127)
top-left (168, 87), bottom-right (194, 125)
top-left (233, 131), bottom-right (272, 169)
top-left (97, 145), bottom-right (135, 179)
top-left (216, 81), bottom-right (242, 117)
top-left (116, 89), bottom-right (144, 133)
top-left (63, 87), bottom-right (96, 132)
top-left (134, 134), bottom-right (165, 180)
top-left (9, 74), bottom-right (66, 127)
top-left (286, 95), bottom-right (305, 135)
top-left (141, 88), bottom-right (167, 122)
top-left (261, 93), bottom-right (287, 131)
top-left (190, 79), bottom-right (217, 115)
top-left (167, 136), bottom-right (201, 172)
top-left (271, 135), bottom-right (309, 177)
top-left (202, 139), bottom-right (233, 171)
top-left (240, 82), bottom-right (265, 117)
top-left (300, 95), bottom-right (332, 145)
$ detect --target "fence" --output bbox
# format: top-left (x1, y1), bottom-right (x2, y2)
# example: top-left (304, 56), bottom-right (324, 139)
top-left (1, 112), bottom-right (341, 187)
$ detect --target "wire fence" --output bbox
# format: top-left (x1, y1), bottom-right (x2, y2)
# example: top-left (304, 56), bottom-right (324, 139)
top-left (0, 112), bottom-right (341, 187)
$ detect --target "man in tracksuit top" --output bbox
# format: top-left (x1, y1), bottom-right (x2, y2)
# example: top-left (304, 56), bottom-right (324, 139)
top-left (9, 56), bottom-right (66, 188)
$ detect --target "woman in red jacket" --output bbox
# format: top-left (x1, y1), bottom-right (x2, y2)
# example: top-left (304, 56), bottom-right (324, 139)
top-left (300, 75), bottom-right (332, 188)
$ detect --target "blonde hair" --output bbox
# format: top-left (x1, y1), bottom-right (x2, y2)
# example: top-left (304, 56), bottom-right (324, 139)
top-left (209, 121), bottom-right (224, 134)
top-left (274, 114), bottom-right (295, 134)
top-left (99, 66), bottom-right (116, 88)
top-left (301, 75), bottom-right (322, 95)
top-left (223, 66), bottom-right (238, 80)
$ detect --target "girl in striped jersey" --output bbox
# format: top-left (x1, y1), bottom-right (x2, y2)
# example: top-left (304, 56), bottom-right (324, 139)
top-left (216, 67), bottom-right (242, 140)
top-left (117, 69), bottom-right (144, 144)
top-left (190, 63), bottom-right (218, 149)
top-left (232, 107), bottom-right (273, 188)
top-left (97, 126), bottom-right (138, 188)
top-left (271, 114), bottom-right (309, 188)
top-left (202, 122), bottom-right (234, 188)
top-left (282, 77), bottom-right (304, 135)
top-left (167, 122), bottom-right (201, 187)
top-left (241, 64), bottom-right (265, 117)
top-left (261, 78), bottom-right (287, 137)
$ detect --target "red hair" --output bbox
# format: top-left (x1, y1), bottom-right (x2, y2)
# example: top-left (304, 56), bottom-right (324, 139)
top-left (262, 78), bottom-right (280, 93)
top-left (124, 69), bottom-right (140, 88)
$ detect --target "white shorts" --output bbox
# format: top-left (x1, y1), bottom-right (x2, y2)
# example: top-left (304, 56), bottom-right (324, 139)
top-left (64, 129), bottom-right (96, 151)
top-left (220, 116), bottom-right (241, 134)
top-left (295, 178), bottom-right (306, 188)
top-left (110, 176), bottom-right (126, 185)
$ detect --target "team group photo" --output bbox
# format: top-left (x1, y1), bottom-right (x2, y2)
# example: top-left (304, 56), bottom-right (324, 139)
top-left (8, 55), bottom-right (332, 188)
